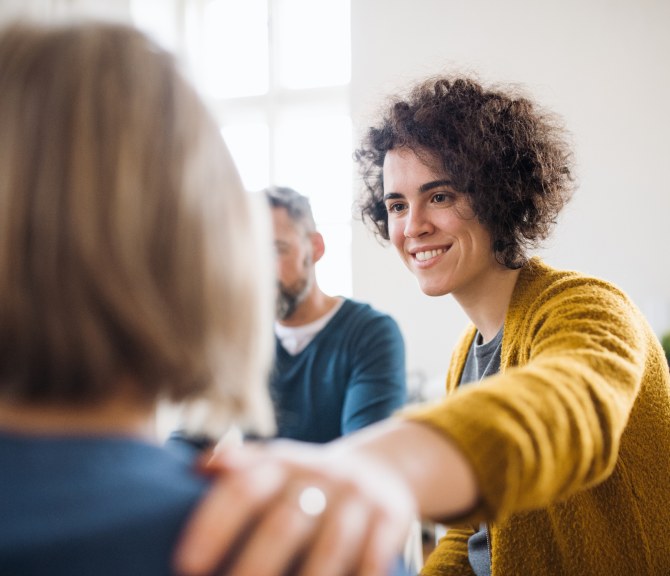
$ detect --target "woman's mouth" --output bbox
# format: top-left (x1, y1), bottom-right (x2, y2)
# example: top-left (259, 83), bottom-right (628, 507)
top-left (414, 247), bottom-right (447, 262)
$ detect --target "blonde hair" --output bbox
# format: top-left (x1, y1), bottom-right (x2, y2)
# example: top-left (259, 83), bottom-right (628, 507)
top-left (0, 22), bottom-right (273, 434)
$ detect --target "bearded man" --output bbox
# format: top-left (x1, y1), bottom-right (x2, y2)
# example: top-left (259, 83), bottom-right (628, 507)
top-left (264, 186), bottom-right (407, 442)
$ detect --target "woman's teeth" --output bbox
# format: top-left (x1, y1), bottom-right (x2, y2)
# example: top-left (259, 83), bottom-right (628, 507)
top-left (415, 248), bottom-right (446, 262)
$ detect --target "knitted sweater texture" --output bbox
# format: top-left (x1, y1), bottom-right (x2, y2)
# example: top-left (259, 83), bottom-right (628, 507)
top-left (405, 259), bottom-right (670, 576)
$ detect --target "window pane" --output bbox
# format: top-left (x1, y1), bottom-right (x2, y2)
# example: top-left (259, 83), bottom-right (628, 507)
top-left (275, 112), bottom-right (352, 296)
top-left (196, 0), bottom-right (268, 98)
top-left (275, 0), bottom-right (351, 89)
top-left (221, 123), bottom-right (270, 192)
top-left (317, 223), bottom-right (352, 297)
top-left (131, 0), bottom-right (181, 52)
top-left (274, 112), bottom-right (352, 223)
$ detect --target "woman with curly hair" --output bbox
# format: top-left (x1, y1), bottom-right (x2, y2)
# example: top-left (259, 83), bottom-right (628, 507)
top-left (176, 76), bottom-right (670, 576)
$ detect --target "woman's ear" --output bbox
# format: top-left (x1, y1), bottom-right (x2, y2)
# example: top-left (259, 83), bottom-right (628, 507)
top-left (309, 231), bottom-right (326, 264)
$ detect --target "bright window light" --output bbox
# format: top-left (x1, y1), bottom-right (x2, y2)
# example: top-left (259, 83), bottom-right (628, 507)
top-left (198, 0), bottom-right (269, 98)
top-left (134, 0), bottom-right (353, 297)
top-left (275, 0), bottom-right (351, 89)
top-left (274, 111), bottom-right (352, 297)
top-left (274, 112), bottom-right (352, 224)
top-left (221, 123), bottom-right (270, 192)
top-left (130, 0), bottom-right (180, 52)
top-left (316, 223), bottom-right (352, 298)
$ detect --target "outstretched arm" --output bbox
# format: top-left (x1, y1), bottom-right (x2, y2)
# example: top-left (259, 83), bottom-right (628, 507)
top-left (174, 418), bottom-right (478, 576)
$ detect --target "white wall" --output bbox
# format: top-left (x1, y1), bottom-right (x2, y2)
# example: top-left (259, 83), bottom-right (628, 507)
top-left (351, 0), bottom-right (670, 396)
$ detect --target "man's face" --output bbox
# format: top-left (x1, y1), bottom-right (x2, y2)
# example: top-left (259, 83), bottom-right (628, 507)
top-left (271, 207), bottom-right (314, 320)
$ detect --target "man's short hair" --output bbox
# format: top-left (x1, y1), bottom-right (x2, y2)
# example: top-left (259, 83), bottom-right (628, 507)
top-left (264, 186), bottom-right (317, 234)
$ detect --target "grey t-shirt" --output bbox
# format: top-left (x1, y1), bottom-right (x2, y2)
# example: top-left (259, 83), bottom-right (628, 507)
top-left (459, 327), bottom-right (503, 576)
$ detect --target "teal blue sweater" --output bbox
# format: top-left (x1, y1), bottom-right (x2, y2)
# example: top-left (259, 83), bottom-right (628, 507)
top-left (271, 299), bottom-right (406, 443)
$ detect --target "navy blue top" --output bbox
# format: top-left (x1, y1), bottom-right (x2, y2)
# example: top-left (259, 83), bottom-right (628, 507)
top-left (270, 299), bottom-right (406, 443)
top-left (0, 431), bottom-right (411, 576)
top-left (0, 432), bottom-right (208, 576)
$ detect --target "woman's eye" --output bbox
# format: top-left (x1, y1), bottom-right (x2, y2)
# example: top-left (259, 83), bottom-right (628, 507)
top-left (432, 193), bottom-right (449, 203)
top-left (386, 202), bottom-right (405, 214)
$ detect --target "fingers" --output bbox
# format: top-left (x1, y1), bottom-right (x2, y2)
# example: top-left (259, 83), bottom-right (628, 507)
top-left (174, 458), bottom-right (286, 575)
top-left (300, 485), bottom-right (411, 576)
top-left (230, 484), bottom-right (383, 576)
top-left (174, 442), bottom-right (416, 576)
top-left (299, 492), bottom-right (372, 576)
top-left (358, 510), bottom-right (405, 576)
top-left (227, 486), bottom-right (322, 576)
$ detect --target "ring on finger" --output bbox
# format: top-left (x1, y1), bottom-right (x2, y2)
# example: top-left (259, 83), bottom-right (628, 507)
top-left (297, 486), bottom-right (327, 517)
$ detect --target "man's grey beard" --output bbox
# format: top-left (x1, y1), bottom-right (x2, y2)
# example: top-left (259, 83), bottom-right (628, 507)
top-left (275, 278), bottom-right (311, 321)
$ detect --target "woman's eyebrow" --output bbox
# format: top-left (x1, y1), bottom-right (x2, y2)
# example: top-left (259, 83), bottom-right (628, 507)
top-left (382, 178), bottom-right (453, 202)
top-left (383, 179), bottom-right (454, 201)
top-left (419, 179), bottom-right (454, 193)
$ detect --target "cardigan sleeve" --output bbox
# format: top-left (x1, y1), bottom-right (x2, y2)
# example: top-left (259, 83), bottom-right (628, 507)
top-left (421, 524), bottom-right (476, 576)
top-left (401, 264), bottom-right (654, 524)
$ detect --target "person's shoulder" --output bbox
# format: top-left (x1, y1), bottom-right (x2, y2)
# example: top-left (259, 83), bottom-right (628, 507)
top-left (337, 298), bottom-right (404, 340)
top-left (132, 437), bottom-right (210, 497)
top-left (522, 258), bottom-right (630, 301)
top-left (15, 434), bottom-right (210, 501)
top-left (341, 297), bottom-right (396, 320)
top-left (0, 434), bottom-right (209, 574)
top-left (513, 257), bottom-right (639, 323)
top-left (88, 436), bottom-right (209, 500)
top-left (338, 298), bottom-right (401, 326)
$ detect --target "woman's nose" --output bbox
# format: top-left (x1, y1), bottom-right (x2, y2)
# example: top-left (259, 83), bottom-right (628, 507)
top-left (404, 207), bottom-right (432, 238)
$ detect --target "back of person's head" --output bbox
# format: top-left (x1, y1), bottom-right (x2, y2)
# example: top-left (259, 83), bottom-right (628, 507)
top-left (356, 75), bottom-right (576, 268)
top-left (0, 21), bottom-right (273, 433)
top-left (264, 186), bottom-right (317, 236)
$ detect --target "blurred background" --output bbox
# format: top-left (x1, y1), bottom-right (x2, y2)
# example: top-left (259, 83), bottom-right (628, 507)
top-left (2, 0), bottom-right (668, 399)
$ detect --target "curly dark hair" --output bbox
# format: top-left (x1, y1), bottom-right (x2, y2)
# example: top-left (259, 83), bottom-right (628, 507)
top-left (355, 76), bottom-right (575, 268)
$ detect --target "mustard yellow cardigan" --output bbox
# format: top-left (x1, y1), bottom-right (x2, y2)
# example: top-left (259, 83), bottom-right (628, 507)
top-left (404, 258), bottom-right (670, 576)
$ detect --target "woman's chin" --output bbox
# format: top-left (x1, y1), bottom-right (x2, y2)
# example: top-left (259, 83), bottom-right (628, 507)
top-left (416, 279), bottom-right (451, 298)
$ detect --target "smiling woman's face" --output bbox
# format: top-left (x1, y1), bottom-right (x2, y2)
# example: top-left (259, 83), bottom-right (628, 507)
top-left (382, 147), bottom-right (498, 299)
